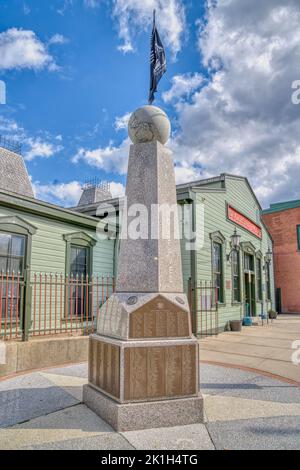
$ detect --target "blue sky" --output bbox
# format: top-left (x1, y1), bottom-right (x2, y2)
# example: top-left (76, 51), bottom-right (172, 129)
top-left (0, 0), bottom-right (206, 205)
top-left (1, 0), bottom-right (300, 208)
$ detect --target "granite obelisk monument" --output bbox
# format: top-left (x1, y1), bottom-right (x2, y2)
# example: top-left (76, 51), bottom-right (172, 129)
top-left (83, 10), bottom-right (203, 430)
top-left (83, 105), bottom-right (204, 430)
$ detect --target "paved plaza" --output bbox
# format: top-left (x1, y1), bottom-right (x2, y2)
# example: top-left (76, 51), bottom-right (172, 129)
top-left (200, 315), bottom-right (300, 384)
top-left (0, 360), bottom-right (299, 450)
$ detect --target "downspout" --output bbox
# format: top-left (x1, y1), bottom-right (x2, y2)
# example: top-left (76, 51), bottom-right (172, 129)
top-left (189, 190), bottom-right (198, 335)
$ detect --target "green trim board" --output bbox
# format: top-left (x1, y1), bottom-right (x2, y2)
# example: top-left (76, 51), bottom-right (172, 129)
top-left (0, 215), bottom-right (37, 236)
top-left (264, 199), bottom-right (300, 214)
top-left (0, 189), bottom-right (110, 233)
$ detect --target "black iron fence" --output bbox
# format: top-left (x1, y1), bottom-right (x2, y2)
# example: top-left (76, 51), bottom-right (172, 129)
top-left (188, 279), bottom-right (219, 338)
top-left (0, 271), bottom-right (219, 342)
top-left (0, 272), bottom-right (115, 341)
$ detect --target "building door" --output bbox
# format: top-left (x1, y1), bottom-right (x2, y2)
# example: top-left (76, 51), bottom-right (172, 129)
top-left (244, 253), bottom-right (256, 317)
top-left (276, 288), bottom-right (282, 314)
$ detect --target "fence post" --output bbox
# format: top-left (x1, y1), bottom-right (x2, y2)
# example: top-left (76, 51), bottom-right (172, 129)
top-left (22, 269), bottom-right (32, 342)
top-left (188, 277), bottom-right (196, 335)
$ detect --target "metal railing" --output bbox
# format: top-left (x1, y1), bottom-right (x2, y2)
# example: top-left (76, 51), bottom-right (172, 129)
top-left (0, 272), bottom-right (115, 341)
top-left (0, 272), bottom-right (219, 341)
top-left (188, 279), bottom-right (219, 338)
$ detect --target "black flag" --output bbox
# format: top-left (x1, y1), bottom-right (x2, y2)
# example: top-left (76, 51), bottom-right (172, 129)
top-left (148, 10), bottom-right (167, 105)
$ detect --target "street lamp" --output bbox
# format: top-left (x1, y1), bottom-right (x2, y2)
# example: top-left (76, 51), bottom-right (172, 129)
top-left (227, 228), bottom-right (241, 262)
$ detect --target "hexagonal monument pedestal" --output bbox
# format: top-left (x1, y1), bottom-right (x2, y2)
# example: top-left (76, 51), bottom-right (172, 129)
top-left (83, 106), bottom-right (203, 431)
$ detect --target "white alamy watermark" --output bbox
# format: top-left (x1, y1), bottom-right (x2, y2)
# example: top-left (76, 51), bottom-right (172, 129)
top-left (291, 80), bottom-right (300, 104)
top-left (291, 340), bottom-right (300, 366)
top-left (0, 341), bottom-right (6, 365)
top-left (95, 198), bottom-right (205, 252)
top-left (0, 80), bottom-right (6, 104)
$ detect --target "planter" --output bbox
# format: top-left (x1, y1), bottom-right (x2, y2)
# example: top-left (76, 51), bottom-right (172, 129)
top-left (268, 310), bottom-right (278, 320)
top-left (230, 320), bottom-right (242, 332)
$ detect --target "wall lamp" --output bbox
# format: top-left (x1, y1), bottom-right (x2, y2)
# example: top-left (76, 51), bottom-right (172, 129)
top-left (227, 228), bottom-right (241, 263)
top-left (263, 248), bottom-right (272, 270)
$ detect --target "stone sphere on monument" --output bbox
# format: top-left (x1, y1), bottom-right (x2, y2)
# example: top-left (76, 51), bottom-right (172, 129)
top-left (128, 105), bottom-right (171, 145)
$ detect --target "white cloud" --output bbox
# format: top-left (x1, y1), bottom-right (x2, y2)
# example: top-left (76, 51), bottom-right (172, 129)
top-left (112, 0), bottom-right (186, 57)
top-left (163, 73), bottom-right (204, 103)
top-left (167, 0), bottom-right (300, 208)
top-left (72, 138), bottom-right (130, 175)
top-left (110, 181), bottom-right (126, 198)
top-left (0, 116), bottom-right (25, 137)
top-left (48, 34), bottom-right (68, 45)
top-left (114, 112), bottom-right (131, 131)
top-left (32, 180), bottom-right (82, 206)
top-left (24, 138), bottom-right (63, 161)
top-left (0, 117), bottom-right (63, 164)
top-left (174, 165), bottom-right (202, 184)
top-left (23, 3), bottom-right (31, 15)
top-left (0, 28), bottom-right (57, 71)
top-left (32, 179), bottom-right (125, 206)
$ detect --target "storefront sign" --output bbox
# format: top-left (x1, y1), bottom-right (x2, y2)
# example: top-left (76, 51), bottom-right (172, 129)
top-left (227, 205), bottom-right (262, 239)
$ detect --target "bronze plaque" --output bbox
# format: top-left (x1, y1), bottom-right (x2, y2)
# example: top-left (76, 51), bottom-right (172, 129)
top-left (124, 344), bottom-right (197, 401)
top-left (129, 295), bottom-right (190, 339)
top-left (88, 338), bottom-right (120, 399)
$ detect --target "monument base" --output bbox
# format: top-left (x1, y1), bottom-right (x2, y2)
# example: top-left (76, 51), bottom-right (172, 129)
top-left (83, 384), bottom-right (204, 432)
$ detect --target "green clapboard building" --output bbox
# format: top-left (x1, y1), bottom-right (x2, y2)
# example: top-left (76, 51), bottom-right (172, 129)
top-left (0, 143), bottom-right (115, 340)
top-left (75, 173), bottom-right (275, 335)
top-left (0, 141), bottom-right (275, 339)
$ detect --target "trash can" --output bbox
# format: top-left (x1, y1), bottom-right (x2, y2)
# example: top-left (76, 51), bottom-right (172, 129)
top-left (230, 320), bottom-right (242, 332)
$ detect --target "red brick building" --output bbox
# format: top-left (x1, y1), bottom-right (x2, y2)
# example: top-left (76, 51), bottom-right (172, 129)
top-left (263, 200), bottom-right (300, 314)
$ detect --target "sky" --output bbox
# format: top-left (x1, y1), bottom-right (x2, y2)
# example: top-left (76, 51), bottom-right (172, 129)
top-left (0, 0), bottom-right (300, 209)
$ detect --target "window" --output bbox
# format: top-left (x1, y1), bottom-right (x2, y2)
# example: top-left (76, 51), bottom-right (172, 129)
top-left (244, 253), bottom-right (254, 271)
top-left (232, 250), bottom-right (241, 302)
top-left (68, 244), bottom-right (90, 319)
top-left (213, 242), bottom-right (224, 303)
top-left (256, 258), bottom-right (262, 301)
top-left (266, 264), bottom-right (271, 301)
top-left (0, 232), bottom-right (26, 274)
top-left (297, 225), bottom-right (300, 250)
top-left (0, 232), bottom-right (26, 324)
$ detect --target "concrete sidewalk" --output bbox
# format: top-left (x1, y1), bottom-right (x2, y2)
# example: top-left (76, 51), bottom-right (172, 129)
top-left (200, 315), bottom-right (300, 384)
top-left (0, 362), bottom-right (299, 450)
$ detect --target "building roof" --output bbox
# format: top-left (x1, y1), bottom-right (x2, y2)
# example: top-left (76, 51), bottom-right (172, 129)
top-left (73, 173), bottom-right (263, 212)
top-left (263, 198), bottom-right (300, 215)
top-left (0, 189), bottom-right (111, 232)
